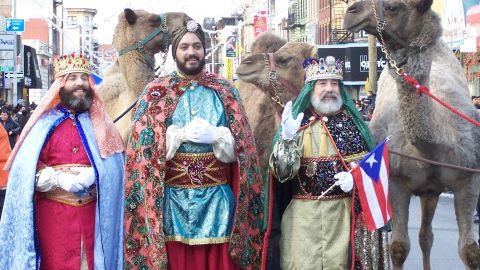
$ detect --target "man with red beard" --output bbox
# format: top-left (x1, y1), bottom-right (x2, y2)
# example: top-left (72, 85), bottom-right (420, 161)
top-left (0, 54), bottom-right (125, 269)
top-left (269, 56), bottom-right (390, 270)
top-left (123, 20), bottom-right (268, 270)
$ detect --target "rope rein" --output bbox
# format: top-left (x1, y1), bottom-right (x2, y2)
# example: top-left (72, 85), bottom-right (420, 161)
top-left (389, 150), bottom-right (480, 173)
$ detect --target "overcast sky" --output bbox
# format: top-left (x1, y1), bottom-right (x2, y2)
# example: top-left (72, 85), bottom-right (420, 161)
top-left (17, 0), bottom-right (241, 44)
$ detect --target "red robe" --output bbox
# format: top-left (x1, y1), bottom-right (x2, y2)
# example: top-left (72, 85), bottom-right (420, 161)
top-left (35, 118), bottom-right (95, 270)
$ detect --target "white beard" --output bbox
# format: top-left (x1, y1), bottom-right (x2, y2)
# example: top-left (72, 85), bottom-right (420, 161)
top-left (311, 93), bottom-right (343, 114)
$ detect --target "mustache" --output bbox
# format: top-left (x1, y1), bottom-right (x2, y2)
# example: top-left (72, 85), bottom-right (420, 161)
top-left (321, 92), bottom-right (338, 100)
top-left (186, 56), bottom-right (200, 61)
top-left (72, 84), bottom-right (89, 92)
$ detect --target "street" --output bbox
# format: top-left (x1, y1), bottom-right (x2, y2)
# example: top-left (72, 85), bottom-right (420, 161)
top-left (402, 194), bottom-right (476, 269)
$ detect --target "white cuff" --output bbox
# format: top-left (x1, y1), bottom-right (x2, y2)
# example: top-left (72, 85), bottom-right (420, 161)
top-left (166, 125), bottom-right (187, 161)
top-left (212, 126), bottom-right (236, 163)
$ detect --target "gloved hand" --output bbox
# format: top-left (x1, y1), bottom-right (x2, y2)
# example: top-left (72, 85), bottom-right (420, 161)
top-left (57, 172), bottom-right (84, 193)
top-left (184, 117), bottom-right (218, 144)
top-left (334, 171), bottom-right (354, 192)
top-left (71, 167), bottom-right (95, 189)
top-left (281, 101), bottom-right (304, 141)
top-left (37, 167), bottom-right (56, 183)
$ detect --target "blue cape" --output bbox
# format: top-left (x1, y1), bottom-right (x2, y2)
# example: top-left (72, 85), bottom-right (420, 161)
top-left (0, 108), bottom-right (125, 269)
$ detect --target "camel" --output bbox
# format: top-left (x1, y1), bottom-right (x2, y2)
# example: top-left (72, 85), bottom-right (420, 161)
top-left (237, 38), bottom-right (317, 173)
top-left (344, 1), bottom-right (480, 269)
top-left (236, 33), bottom-right (286, 173)
top-left (98, 9), bottom-right (189, 140)
top-left (236, 34), bottom-right (316, 270)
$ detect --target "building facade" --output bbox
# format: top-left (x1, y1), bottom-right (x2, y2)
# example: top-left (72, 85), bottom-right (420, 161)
top-left (63, 8), bottom-right (98, 66)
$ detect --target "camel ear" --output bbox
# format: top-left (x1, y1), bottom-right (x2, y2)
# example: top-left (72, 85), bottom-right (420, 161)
top-left (414, 0), bottom-right (433, 13)
top-left (124, 8), bottom-right (137, 25)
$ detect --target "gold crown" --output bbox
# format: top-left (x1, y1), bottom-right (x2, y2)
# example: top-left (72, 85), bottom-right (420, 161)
top-left (303, 56), bottom-right (343, 83)
top-left (53, 53), bottom-right (92, 79)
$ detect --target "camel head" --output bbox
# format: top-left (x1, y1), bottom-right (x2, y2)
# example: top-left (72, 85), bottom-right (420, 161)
top-left (113, 9), bottom-right (189, 62)
top-left (237, 42), bottom-right (317, 103)
top-left (344, 0), bottom-right (442, 50)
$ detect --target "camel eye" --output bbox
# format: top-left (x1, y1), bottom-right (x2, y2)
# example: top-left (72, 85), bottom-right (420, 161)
top-left (385, 4), bottom-right (398, 13)
top-left (276, 57), bottom-right (292, 66)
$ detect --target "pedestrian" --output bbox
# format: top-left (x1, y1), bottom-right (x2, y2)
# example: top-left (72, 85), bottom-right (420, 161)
top-left (270, 56), bottom-right (390, 269)
top-left (0, 109), bottom-right (21, 148)
top-left (123, 19), bottom-right (267, 269)
top-left (14, 103), bottom-right (30, 132)
top-left (473, 96), bottom-right (480, 110)
top-left (0, 124), bottom-right (11, 220)
top-left (0, 53), bottom-right (125, 269)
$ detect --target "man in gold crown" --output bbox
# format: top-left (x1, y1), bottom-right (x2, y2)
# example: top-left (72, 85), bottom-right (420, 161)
top-left (269, 56), bottom-right (390, 269)
top-left (123, 19), bottom-right (269, 269)
top-left (0, 53), bottom-right (125, 269)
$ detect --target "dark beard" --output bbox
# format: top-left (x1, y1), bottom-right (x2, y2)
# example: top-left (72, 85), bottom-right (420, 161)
top-left (60, 85), bottom-right (93, 113)
top-left (177, 56), bottom-right (206, 76)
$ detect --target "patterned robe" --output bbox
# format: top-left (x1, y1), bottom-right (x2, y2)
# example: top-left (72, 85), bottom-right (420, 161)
top-left (123, 71), bottom-right (268, 270)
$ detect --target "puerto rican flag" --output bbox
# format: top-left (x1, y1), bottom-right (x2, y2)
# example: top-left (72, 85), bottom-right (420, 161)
top-left (351, 139), bottom-right (392, 231)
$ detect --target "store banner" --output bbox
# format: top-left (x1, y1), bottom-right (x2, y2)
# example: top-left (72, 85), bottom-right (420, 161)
top-left (0, 34), bottom-right (15, 50)
top-left (318, 44), bottom-right (387, 85)
top-left (225, 34), bottom-right (237, 57)
top-left (23, 45), bottom-right (42, 88)
top-left (225, 57), bottom-right (234, 80)
top-left (253, 11), bottom-right (267, 38)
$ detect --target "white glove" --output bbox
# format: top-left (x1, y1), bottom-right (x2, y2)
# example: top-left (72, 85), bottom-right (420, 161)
top-left (71, 167), bottom-right (95, 189)
top-left (37, 167), bottom-right (56, 184)
top-left (57, 172), bottom-right (84, 192)
top-left (281, 101), bottom-right (304, 141)
top-left (184, 117), bottom-right (218, 144)
top-left (334, 171), bottom-right (354, 192)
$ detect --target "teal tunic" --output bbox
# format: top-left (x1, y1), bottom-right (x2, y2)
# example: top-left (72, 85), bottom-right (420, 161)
top-left (163, 82), bottom-right (236, 244)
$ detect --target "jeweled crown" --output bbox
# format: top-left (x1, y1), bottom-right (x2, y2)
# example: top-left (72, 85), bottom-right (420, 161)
top-left (303, 56), bottom-right (343, 83)
top-left (53, 53), bottom-right (92, 79)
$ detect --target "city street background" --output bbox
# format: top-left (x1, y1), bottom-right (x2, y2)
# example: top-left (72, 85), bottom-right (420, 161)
top-left (404, 194), bottom-right (475, 269)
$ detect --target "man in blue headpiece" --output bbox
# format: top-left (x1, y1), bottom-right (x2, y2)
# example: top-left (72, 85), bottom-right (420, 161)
top-left (270, 56), bottom-right (390, 269)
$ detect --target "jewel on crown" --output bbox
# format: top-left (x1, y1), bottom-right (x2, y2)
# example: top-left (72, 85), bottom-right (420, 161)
top-left (303, 56), bottom-right (343, 83)
top-left (53, 53), bottom-right (92, 79)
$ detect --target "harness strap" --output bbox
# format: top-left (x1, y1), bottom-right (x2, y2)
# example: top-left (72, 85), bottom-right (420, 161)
top-left (376, 1), bottom-right (410, 49)
top-left (118, 13), bottom-right (169, 70)
top-left (267, 53), bottom-right (299, 97)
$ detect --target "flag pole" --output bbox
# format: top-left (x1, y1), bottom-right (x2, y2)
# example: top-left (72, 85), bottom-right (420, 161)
top-left (318, 137), bottom-right (390, 199)
top-left (318, 167), bottom-right (354, 199)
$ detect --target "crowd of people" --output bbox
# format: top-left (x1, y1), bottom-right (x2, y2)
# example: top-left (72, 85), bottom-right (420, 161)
top-left (0, 101), bottom-right (36, 148)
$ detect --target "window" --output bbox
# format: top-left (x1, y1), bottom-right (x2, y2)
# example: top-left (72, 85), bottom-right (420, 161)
top-left (67, 16), bottom-right (77, 26)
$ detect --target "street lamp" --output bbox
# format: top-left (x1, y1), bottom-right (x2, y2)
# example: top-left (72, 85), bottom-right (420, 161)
top-left (52, 0), bottom-right (63, 56)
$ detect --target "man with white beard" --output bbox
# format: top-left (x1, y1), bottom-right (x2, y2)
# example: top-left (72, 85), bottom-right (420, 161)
top-left (269, 56), bottom-right (390, 270)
